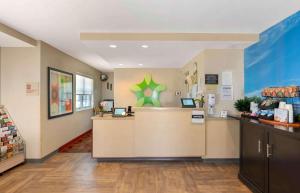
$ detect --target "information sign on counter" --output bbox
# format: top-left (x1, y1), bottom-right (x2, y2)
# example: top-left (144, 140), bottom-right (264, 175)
top-left (192, 110), bottom-right (205, 124)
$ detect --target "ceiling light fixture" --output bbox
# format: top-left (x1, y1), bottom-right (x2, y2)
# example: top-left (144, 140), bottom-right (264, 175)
top-left (109, 45), bottom-right (117, 48)
top-left (138, 63), bottom-right (143, 66)
top-left (141, 45), bottom-right (149, 48)
top-left (119, 63), bottom-right (124, 66)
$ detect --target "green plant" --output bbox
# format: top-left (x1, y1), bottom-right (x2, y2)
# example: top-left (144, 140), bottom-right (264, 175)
top-left (249, 96), bottom-right (262, 104)
top-left (234, 97), bottom-right (252, 112)
top-left (195, 95), bottom-right (205, 108)
top-left (296, 114), bottom-right (300, 122)
top-left (234, 96), bottom-right (263, 112)
top-left (195, 95), bottom-right (205, 103)
top-left (93, 103), bottom-right (104, 115)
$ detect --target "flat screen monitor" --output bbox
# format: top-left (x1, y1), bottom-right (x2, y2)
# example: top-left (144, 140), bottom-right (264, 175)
top-left (113, 108), bottom-right (127, 117)
top-left (181, 98), bottom-right (196, 108)
top-left (101, 99), bottom-right (114, 112)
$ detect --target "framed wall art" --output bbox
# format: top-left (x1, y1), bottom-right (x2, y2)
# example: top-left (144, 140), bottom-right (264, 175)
top-left (48, 67), bottom-right (73, 119)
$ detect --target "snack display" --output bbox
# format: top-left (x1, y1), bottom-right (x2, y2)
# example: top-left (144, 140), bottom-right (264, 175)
top-left (262, 86), bottom-right (300, 98)
top-left (0, 106), bottom-right (25, 162)
top-left (259, 98), bottom-right (280, 110)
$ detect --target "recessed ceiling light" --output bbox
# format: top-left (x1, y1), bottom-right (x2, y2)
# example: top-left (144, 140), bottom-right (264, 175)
top-left (109, 45), bottom-right (117, 48)
top-left (119, 63), bottom-right (123, 66)
top-left (141, 45), bottom-right (149, 48)
top-left (138, 63), bottom-right (143, 66)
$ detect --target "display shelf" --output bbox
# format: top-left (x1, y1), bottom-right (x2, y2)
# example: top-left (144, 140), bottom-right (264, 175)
top-left (0, 105), bottom-right (25, 174)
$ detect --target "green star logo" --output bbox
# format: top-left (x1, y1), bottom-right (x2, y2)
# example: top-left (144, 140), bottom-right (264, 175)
top-left (131, 74), bottom-right (166, 107)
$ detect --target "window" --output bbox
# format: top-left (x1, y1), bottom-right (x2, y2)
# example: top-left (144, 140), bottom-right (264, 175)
top-left (76, 75), bottom-right (93, 110)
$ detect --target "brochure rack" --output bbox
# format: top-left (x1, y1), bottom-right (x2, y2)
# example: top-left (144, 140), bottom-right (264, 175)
top-left (0, 105), bottom-right (25, 174)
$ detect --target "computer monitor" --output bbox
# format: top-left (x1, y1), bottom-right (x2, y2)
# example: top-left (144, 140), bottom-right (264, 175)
top-left (181, 98), bottom-right (196, 108)
top-left (100, 99), bottom-right (114, 112)
top-left (112, 108), bottom-right (127, 117)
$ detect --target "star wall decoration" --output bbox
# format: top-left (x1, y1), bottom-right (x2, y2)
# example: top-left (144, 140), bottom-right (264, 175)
top-left (130, 74), bottom-right (166, 107)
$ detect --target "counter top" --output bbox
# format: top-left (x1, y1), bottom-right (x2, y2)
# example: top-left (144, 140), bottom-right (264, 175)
top-left (91, 114), bottom-right (135, 120)
top-left (206, 115), bottom-right (238, 121)
top-left (240, 117), bottom-right (300, 138)
top-left (133, 107), bottom-right (204, 111)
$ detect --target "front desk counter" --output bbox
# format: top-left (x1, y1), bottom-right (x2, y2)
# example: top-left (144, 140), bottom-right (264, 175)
top-left (92, 107), bottom-right (206, 159)
top-left (205, 116), bottom-right (240, 159)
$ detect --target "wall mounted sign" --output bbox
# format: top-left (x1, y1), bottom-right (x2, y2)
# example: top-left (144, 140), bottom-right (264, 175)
top-left (221, 71), bottom-right (232, 85)
top-left (48, 67), bottom-right (73, 119)
top-left (221, 85), bottom-right (233, 101)
top-left (26, 82), bottom-right (39, 96)
top-left (131, 74), bottom-right (166, 107)
top-left (205, 74), bottom-right (218, 85)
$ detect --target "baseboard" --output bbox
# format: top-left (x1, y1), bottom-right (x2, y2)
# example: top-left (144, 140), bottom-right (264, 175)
top-left (26, 150), bottom-right (58, 163)
top-left (27, 129), bottom-right (93, 162)
top-left (96, 157), bottom-right (203, 162)
top-left (59, 129), bottom-right (92, 152)
top-left (202, 158), bottom-right (240, 164)
top-left (239, 173), bottom-right (263, 193)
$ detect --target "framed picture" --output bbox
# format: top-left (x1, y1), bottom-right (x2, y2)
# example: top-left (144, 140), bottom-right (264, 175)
top-left (48, 67), bottom-right (73, 119)
top-left (205, 74), bottom-right (219, 85)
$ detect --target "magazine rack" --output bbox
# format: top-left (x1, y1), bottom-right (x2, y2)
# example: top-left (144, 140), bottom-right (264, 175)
top-left (0, 105), bottom-right (25, 174)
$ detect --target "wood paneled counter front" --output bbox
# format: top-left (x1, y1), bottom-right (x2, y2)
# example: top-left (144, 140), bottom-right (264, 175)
top-left (92, 107), bottom-right (206, 159)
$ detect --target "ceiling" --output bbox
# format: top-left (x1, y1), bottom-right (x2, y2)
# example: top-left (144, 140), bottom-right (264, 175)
top-left (83, 41), bottom-right (252, 69)
top-left (0, 0), bottom-right (299, 71)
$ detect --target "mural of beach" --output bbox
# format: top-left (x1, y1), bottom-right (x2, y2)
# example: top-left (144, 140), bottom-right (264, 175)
top-left (245, 11), bottom-right (300, 98)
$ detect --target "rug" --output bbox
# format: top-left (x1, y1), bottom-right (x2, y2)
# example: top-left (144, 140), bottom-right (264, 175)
top-left (59, 130), bottom-right (92, 153)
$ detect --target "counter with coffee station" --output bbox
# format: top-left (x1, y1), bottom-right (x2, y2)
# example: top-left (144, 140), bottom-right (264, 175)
top-left (92, 99), bottom-right (240, 160)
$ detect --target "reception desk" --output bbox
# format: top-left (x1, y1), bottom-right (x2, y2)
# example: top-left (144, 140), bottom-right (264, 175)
top-left (92, 107), bottom-right (206, 159)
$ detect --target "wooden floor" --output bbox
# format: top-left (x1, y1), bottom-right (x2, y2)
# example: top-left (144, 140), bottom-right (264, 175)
top-left (0, 153), bottom-right (251, 193)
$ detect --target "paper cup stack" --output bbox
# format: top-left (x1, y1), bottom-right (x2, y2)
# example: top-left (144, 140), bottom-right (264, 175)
top-left (279, 102), bottom-right (294, 123)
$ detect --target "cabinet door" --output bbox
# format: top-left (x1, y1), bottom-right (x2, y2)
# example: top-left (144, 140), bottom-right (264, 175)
top-left (269, 131), bottom-right (300, 193)
top-left (240, 121), bottom-right (266, 192)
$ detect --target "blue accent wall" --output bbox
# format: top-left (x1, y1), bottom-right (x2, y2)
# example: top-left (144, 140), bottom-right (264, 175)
top-left (245, 11), bottom-right (300, 98)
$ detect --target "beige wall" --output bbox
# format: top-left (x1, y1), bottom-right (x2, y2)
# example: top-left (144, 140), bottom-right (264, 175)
top-left (0, 44), bottom-right (42, 159)
top-left (0, 47), bottom-right (1, 104)
top-left (40, 42), bottom-right (102, 157)
top-left (181, 51), bottom-right (205, 96)
top-left (204, 49), bottom-right (244, 114)
top-left (101, 72), bottom-right (114, 100)
top-left (114, 68), bottom-right (185, 107)
top-left (182, 49), bottom-right (244, 115)
top-left (1, 41), bottom-right (102, 159)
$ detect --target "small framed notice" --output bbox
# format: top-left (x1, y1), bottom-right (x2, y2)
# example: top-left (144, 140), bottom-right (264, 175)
top-left (26, 82), bottom-right (40, 96)
top-left (221, 85), bottom-right (233, 101)
top-left (205, 74), bottom-right (218, 85)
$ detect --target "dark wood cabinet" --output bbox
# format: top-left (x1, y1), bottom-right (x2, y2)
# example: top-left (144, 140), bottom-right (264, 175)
top-left (239, 119), bottom-right (300, 193)
top-left (240, 121), bottom-right (266, 193)
top-left (268, 131), bottom-right (300, 193)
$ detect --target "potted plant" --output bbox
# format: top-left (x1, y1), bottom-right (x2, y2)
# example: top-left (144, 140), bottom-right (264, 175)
top-left (234, 97), bottom-right (251, 115)
top-left (234, 96), bottom-right (262, 116)
top-left (195, 95), bottom-right (205, 108)
top-left (93, 104), bottom-right (104, 117)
